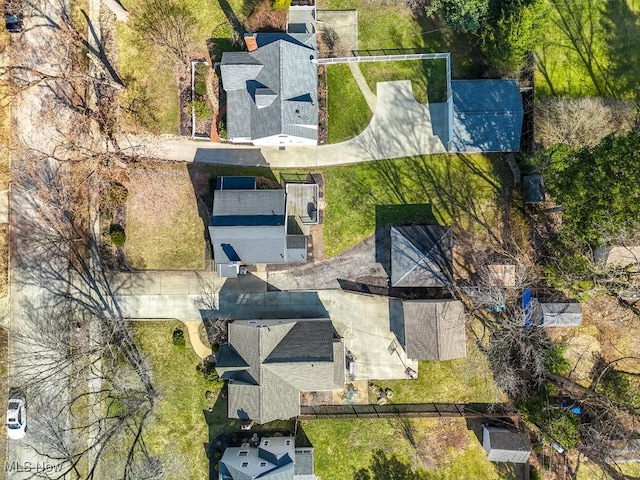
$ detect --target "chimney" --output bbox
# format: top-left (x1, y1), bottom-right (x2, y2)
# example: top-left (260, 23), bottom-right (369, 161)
top-left (244, 33), bottom-right (258, 52)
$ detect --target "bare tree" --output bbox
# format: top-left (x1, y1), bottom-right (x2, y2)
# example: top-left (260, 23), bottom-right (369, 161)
top-left (132, 0), bottom-right (199, 66)
top-left (535, 97), bottom-right (637, 148)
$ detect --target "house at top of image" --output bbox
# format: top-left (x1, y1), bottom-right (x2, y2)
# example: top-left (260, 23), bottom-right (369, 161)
top-left (219, 435), bottom-right (314, 480)
top-left (215, 317), bottom-right (345, 424)
top-left (219, 28), bottom-right (318, 147)
top-left (209, 176), bottom-right (315, 277)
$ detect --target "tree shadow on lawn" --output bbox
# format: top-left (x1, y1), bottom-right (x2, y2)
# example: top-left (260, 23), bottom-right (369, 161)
top-left (601, 0), bottom-right (640, 101)
top-left (353, 449), bottom-right (429, 480)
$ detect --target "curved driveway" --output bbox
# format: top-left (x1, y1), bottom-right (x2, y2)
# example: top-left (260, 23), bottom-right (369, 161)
top-left (118, 81), bottom-right (448, 168)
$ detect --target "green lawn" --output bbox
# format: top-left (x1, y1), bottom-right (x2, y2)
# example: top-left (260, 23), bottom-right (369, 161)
top-left (116, 0), bottom-right (242, 133)
top-left (302, 417), bottom-right (505, 479)
top-left (536, 0), bottom-right (640, 99)
top-left (360, 59), bottom-right (447, 104)
top-left (327, 64), bottom-right (372, 143)
top-left (133, 321), bottom-right (234, 480)
top-left (377, 342), bottom-right (504, 404)
top-left (319, 154), bottom-right (507, 257)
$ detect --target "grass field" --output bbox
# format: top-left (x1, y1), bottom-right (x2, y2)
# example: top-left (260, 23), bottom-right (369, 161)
top-left (536, 0), bottom-right (640, 99)
top-left (302, 417), bottom-right (506, 479)
top-left (133, 321), bottom-right (231, 480)
top-left (116, 0), bottom-right (242, 133)
top-left (360, 59), bottom-right (447, 104)
top-left (125, 162), bottom-right (205, 270)
top-left (319, 153), bottom-right (507, 257)
top-left (376, 342), bottom-right (504, 404)
top-left (326, 64), bottom-right (372, 143)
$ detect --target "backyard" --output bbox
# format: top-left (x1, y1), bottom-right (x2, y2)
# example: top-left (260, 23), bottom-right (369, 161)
top-left (536, 0), bottom-right (640, 99)
top-left (302, 417), bottom-right (508, 479)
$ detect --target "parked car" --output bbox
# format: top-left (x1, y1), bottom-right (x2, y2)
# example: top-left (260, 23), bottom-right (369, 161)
top-left (6, 397), bottom-right (27, 439)
top-left (4, 0), bottom-right (23, 33)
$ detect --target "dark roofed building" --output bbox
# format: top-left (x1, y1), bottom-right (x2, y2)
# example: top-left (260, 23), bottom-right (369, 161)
top-left (523, 175), bottom-right (545, 204)
top-left (209, 177), bottom-right (307, 276)
top-left (218, 436), bottom-right (314, 480)
top-left (450, 80), bottom-right (524, 153)
top-left (402, 299), bottom-right (466, 361)
top-left (220, 33), bottom-right (318, 147)
top-left (482, 426), bottom-right (531, 463)
top-left (390, 225), bottom-right (453, 287)
top-left (216, 318), bottom-right (345, 424)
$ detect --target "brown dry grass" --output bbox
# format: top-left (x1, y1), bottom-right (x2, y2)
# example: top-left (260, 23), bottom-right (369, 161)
top-left (244, 0), bottom-right (287, 32)
top-left (548, 291), bottom-right (640, 386)
top-left (125, 161), bottom-right (205, 270)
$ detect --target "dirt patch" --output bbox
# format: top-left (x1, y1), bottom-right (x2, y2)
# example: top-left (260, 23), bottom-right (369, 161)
top-left (414, 418), bottom-right (469, 470)
top-left (125, 161), bottom-right (205, 270)
top-left (245, 0), bottom-right (287, 32)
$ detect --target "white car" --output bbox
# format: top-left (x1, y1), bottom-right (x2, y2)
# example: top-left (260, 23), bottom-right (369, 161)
top-left (6, 397), bottom-right (27, 439)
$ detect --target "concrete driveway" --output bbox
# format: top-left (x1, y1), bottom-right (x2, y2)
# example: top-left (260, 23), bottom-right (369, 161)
top-left (318, 290), bottom-right (416, 380)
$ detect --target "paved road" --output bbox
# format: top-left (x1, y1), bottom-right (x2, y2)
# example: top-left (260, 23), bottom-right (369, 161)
top-left (6, 0), bottom-right (74, 477)
top-left (116, 81), bottom-right (448, 167)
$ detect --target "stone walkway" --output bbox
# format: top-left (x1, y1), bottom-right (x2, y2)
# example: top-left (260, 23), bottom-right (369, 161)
top-left (348, 63), bottom-right (376, 112)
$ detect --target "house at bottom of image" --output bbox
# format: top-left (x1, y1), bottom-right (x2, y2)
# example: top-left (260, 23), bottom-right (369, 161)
top-left (219, 435), bottom-right (314, 480)
top-left (215, 318), bottom-right (345, 424)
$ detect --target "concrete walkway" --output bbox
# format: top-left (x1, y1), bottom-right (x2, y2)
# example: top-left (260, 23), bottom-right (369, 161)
top-left (348, 63), bottom-right (376, 112)
top-left (180, 320), bottom-right (212, 360)
top-left (116, 80), bottom-right (448, 167)
top-left (0, 190), bottom-right (8, 224)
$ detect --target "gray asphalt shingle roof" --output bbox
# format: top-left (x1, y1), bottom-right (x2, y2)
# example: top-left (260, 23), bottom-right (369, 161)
top-left (219, 319), bottom-right (344, 424)
top-left (220, 33), bottom-right (318, 143)
top-left (539, 302), bottom-right (583, 327)
top-left (391, 225), bottom-right (453, 287)
top-left (219, 437), bottom-right (311, 480)
top-left (210, 189), bottom-right (288, 265)
top-left (483, 426), bottom-right (531, 463)
top-left (402, 299), bottom-right (466, 361)
top-left (450, 80), bottom-right (524, 153)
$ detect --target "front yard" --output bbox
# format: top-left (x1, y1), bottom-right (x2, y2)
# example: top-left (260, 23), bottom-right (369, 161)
top-left (132, 321), bottom-right (233, 480)
top-left (125, 162), bottom-right (205, 270)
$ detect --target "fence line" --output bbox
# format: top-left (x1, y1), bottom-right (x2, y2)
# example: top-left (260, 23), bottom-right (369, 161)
top-left (298, 402), bottom-right (515, 420)
top-left (315, 52), bottom-right (450, 65)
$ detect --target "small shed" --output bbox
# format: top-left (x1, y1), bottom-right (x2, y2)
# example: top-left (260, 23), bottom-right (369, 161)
top-left (390, 225), bottom-right (453, 287)
top-left (483, 426), bottom-right (531, 463)
top-left (594, 246), bottom-right (640, 268)
top-left (539, 302), bottom-right (583, 327)
top-left (401, 299), bottom-right (466, 361)
top-left (523, 175), bottom-right (545, 204)
top-left (487, 264), bottom-right (516, 287)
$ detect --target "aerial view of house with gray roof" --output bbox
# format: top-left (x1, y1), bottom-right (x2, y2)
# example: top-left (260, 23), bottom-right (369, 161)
top-left (401, 299), bottom-right (466, 361)
top-left (390, 225), bottom-right (453, 287)
top-left (538, 301), bottom-right (583, 327)
top-left (216, 318), bottom-right (345, 424)
top-left (219, 31), bottom-right (318, 147)
top-left (482, 426), bottom-right (531, 463)
top-left (219, 435), bottom-right (314, 480)
top-left (209, 177), bottom-right (307, 277)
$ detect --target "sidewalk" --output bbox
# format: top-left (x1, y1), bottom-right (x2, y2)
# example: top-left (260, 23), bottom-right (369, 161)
top-left (116, 80), bottom-right (448, 168)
